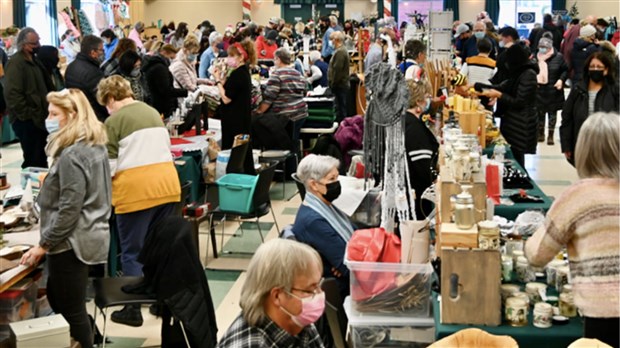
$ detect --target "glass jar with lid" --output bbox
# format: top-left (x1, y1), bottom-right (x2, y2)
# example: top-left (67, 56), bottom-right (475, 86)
top-left (478, 220), bottom-right (500, 250)
top-left (454, 186), bottom-right (475, 229)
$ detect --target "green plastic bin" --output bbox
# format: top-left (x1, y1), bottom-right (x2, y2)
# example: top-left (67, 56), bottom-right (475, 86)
top-left (216, 173), bottom-right (259, 214)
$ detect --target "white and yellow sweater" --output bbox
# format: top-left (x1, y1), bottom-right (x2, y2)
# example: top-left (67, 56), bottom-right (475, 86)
top-left (105, 102), bottom-right (180, 214)
top-left (525, 178), bottom-right (620, 318)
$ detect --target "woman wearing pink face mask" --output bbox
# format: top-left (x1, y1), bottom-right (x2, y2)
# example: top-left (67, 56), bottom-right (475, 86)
top-left (218, 239), bottom-right (326, 347)
top-left (213, 38), bottom-right (256, 149)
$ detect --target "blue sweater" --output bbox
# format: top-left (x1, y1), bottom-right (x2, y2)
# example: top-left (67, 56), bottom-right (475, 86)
top-left (293, 203), bottom-right (353, 296)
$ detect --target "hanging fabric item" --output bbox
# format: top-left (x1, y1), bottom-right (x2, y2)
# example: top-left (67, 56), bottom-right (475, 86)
top-left (59, 9), bottom-right (81, 37)
top-left (364, 63), bottom-right (416, 230)
top-left (95, 2), bottom-right (109, 32)
top-left (77, 9), bottom-right (94, 36)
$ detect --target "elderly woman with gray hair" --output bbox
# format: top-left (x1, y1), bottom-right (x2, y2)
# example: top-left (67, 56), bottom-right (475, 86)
top-left (218, 239), bottom-right (325, 347)
top-left (292, 154), bottom-right (355, 298)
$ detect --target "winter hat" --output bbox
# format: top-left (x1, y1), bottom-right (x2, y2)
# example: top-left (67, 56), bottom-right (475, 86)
top-left (580, 24), bottom-right (597, 38)
top-left (538, 37), bottom-right (553, 48)
top-left (454, 23), bottom-right (470, 38)
top-left (505, 44), bottom-right (530, 70)
top-left (265, 29), bottom-right (278, 41)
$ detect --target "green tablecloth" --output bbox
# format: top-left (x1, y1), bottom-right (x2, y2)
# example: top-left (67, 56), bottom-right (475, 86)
top-left (433, 292), bottom-right (582, 347)
top-left (483, 145), bottom-right (553, 220)
top-left (175, 153), bottom-right (202, 202)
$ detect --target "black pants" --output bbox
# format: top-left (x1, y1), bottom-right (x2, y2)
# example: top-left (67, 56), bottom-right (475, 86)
top-left (538, 108), bottom-right (558, 133)
top-left (11, 119), bottom-right (48, 168)
top-left (332, 86), bottom-right (349, 122)
top-left (584, 317), bottom-right (620, 348)
top-left (47, 250), bottom-right (92, 348)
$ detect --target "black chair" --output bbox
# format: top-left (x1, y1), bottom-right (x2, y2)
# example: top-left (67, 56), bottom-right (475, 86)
top-left (209, 161), bottom-right (280, 257)
top-left (321, 278), bottom-right (348, 348)
top-left (92, 277), bottom-right (192, 348)
top-left (291, 173), bottom-right (306, 200)
top-left (226, 141), bottom-right (255, 175)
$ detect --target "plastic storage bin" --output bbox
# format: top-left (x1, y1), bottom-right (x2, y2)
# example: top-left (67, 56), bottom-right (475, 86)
top-left (344, 297), bottom-right (435, 348)
top-left (0, 279), bottom-right (37, 325)
top-left (9, 314), bottom-right (70, 347)
top-left (344, 258), bottom-right (433, 317)
top-left (217, 173), bottom-right (259, 214)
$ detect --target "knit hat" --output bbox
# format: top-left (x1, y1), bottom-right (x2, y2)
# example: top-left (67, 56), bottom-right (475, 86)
top-left (580, 24), bottom-right (597, 38)
top-left (268, 17), bottom-right (280, 25)
top-left (134, 21), bottom-right (144, 31)
top-left (538, 37), bottom-right (553, 48)
top-left (454, 23), bottom-right (470, 38)
top-left (505, 44), bottom-right (530, 70)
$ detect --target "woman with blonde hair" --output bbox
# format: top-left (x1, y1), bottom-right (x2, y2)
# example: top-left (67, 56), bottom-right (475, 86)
top-left (526, 112), bottom-right (620, 348)
top-left (170, 34), bottom-right (209, 95)
top-left (20, 88), bottom-right (111, 348)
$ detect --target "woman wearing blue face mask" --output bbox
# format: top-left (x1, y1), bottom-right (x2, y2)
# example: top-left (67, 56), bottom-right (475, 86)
top-left (534, 36), bottom-right (568, 145)
top-left (21, 88), bottom-right (111, 348)
top-left (169, 34), bottom-right (209, 101)
top-left (404, 79), bottom-right (439, 219)
top-left (116, 50), bottom-right (151, 104)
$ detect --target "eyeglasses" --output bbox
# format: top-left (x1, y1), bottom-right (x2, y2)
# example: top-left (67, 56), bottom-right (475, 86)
top-left (589, 65), bottom-right (605, 71)
top-left (289, 278), bottom-right (324, 300)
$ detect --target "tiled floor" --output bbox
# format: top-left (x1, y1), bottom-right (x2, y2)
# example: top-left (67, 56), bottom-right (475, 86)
top-left (0, 114), bottom-right (578, 346)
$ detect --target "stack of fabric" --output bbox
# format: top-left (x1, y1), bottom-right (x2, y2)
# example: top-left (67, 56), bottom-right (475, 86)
top-left (305, 96), bottom-right (336, 128)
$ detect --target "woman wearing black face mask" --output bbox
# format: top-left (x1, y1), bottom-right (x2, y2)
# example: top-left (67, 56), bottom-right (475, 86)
top-left (292, 154), bottom-right (355, 299)
top-left (116, 50), bottom-right (151, 104)
top-left (560, 52), bottom-right (619, 165)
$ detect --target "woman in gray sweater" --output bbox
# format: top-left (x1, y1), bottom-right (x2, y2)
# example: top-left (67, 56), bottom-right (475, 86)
top-left (21, 88), bottom-right (111, 348)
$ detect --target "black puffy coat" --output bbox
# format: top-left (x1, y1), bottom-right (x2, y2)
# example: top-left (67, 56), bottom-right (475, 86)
top-left (142, 54), bottom-right (188, 117)
top-left (560, 81), bottom-right (620, 153)
top-left (570, 39), bottom-right (600, 85)
top-left (498, 61), bottom-right (539, 154)
top-left (65, 53), bottom-right (108, 121)
top-left (535, 51), bottom-right (568, 112)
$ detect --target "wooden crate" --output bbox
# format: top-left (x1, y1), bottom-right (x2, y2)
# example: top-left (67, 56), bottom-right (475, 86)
top-left (439, 222), bottom-right (478, 249)
top-left (440, 249), bottom-right (502, 326)
top-left (438, 165), bottom-right (487, 224)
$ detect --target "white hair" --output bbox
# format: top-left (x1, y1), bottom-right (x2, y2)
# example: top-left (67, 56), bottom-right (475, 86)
top-left (296, 154), bottom-right (340, 187)
top-left (240, 239), bottom-right (322, 326)
top-left (329, 15), bottom-right (338, 26)
top-left (16, 27), bottom-right (37, 52)
top-left (575, 112), bottom-right (620, 181)
top-left (309, 50), bottom-right (321, 63)
top-left (208, 31), bottom-right (222, 46)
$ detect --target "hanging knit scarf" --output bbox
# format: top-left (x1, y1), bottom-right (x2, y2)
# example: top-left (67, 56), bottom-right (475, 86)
top-left (364, 63), bottom-right (416, 230)
top-left (304, 192), bottom-right (354, 242)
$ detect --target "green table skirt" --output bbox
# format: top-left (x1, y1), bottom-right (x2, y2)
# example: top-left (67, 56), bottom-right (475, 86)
top-left (175, 153), bottom-right (202, 203)
top-left (433, 292), bottom-right (582, 347)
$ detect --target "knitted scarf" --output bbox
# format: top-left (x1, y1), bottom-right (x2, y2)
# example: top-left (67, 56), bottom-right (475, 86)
top-left (364, 63), bottom-right (416, 230)
top-left (536, 48), bottom-right (554, 84)
top-left (304, 192), bottom-right (354, 242)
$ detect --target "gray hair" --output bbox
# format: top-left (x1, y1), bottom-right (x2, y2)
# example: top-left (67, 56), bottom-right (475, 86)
top-left (330, 30), bottom-right (345, 43)
top-left (296, 154), bottom-right (340, 187)
top-left (309, 50), bottom-right (321, 63)
top-left (240, 239), bottom-right (322, 326)
top-left (274, 47), bottom-right (292, 65)
top-left (575, 112), bottom-right (620, 181)
top-left (16, 27), bottom-right (37, 52)
top-left (208, 31), bottom-right (222, 46)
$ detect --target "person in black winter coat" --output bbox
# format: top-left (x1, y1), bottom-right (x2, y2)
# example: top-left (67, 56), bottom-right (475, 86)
top-left (570, 25), bottom-right (601, 86)
top-left (560, 52), bottom-right (619, 165)
top-left (64, 35), bottom-right (108, 121)
top-left (141, 44), bottom-right (187, 118)
top-left (532, 14), bottom-right (563, 51)
top-left (484, 44), bottom-right (539, 168)
top-left (405, 79), bottom-right (439, 219)
top-left (534, 37), bottom-right (568, 145)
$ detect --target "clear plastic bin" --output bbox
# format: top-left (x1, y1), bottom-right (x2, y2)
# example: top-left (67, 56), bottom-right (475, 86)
top-left (0, 279), bottom-right (37, 324)
top-left (344, 258), bottom-right (433, 317)
top-left (344, 297), bottom-right (435, 348)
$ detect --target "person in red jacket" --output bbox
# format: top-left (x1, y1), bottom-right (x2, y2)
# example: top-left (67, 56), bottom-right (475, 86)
top-left (256, 29), bottom-right (278, 59)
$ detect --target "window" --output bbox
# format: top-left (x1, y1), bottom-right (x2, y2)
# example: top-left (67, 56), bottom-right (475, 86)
top-left (499, 0), bottom-right (552, 39)
top-left (26, 0), bottom-right (55, 45)
top-left (398, 0), bottom-right (443, 29)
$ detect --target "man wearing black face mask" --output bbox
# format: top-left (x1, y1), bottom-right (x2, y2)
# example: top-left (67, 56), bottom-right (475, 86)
top-left (292, 154), bottom-right (355, 299)
top-left (560, 51), bottom-right (619, 165)
top-left (3, 27), bottom-right (53, 168)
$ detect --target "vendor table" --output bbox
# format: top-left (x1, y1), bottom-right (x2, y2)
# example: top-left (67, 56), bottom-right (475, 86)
top-left (483, 146), bottom-right (553, 220)
top-left (0, 229), bottom-right (40, 293)
top-left (433, 292), bottom-right (582, 347)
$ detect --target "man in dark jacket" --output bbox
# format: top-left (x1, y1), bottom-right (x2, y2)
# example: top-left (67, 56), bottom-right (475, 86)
top-left (328, 31), bottom-right (350, 122)
top-left (484, 44), bottom-right (539, 168)
top-left (3, 27), bottom-right (52, 168)
top-left (65, 35), bottom-right (108, 121)
top-left (142, 44), bottom-right (187, 118)
top-left (570, 25), bottom-right (601, 86)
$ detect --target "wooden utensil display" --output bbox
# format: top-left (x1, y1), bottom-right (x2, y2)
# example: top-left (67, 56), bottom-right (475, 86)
top-left (442, 109), bottom-right (487, 147)
top-left (440, 249), bottom-right (502, 326)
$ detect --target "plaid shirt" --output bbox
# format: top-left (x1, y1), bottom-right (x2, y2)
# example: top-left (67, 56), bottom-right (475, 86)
top-left (293, 36), bottom-right (317, 55)
top-left (217, 314), bottom-right (325, 348)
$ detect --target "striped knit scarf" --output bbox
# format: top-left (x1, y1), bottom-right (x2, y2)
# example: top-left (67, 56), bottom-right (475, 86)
top-left (304, 192), bottom-right (354, 242)
top-left (364, 63), bottom-right (416, 230)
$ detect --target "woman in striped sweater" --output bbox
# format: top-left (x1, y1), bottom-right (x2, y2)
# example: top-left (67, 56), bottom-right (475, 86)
top-left (525, 112), bottom-right (619, 348)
